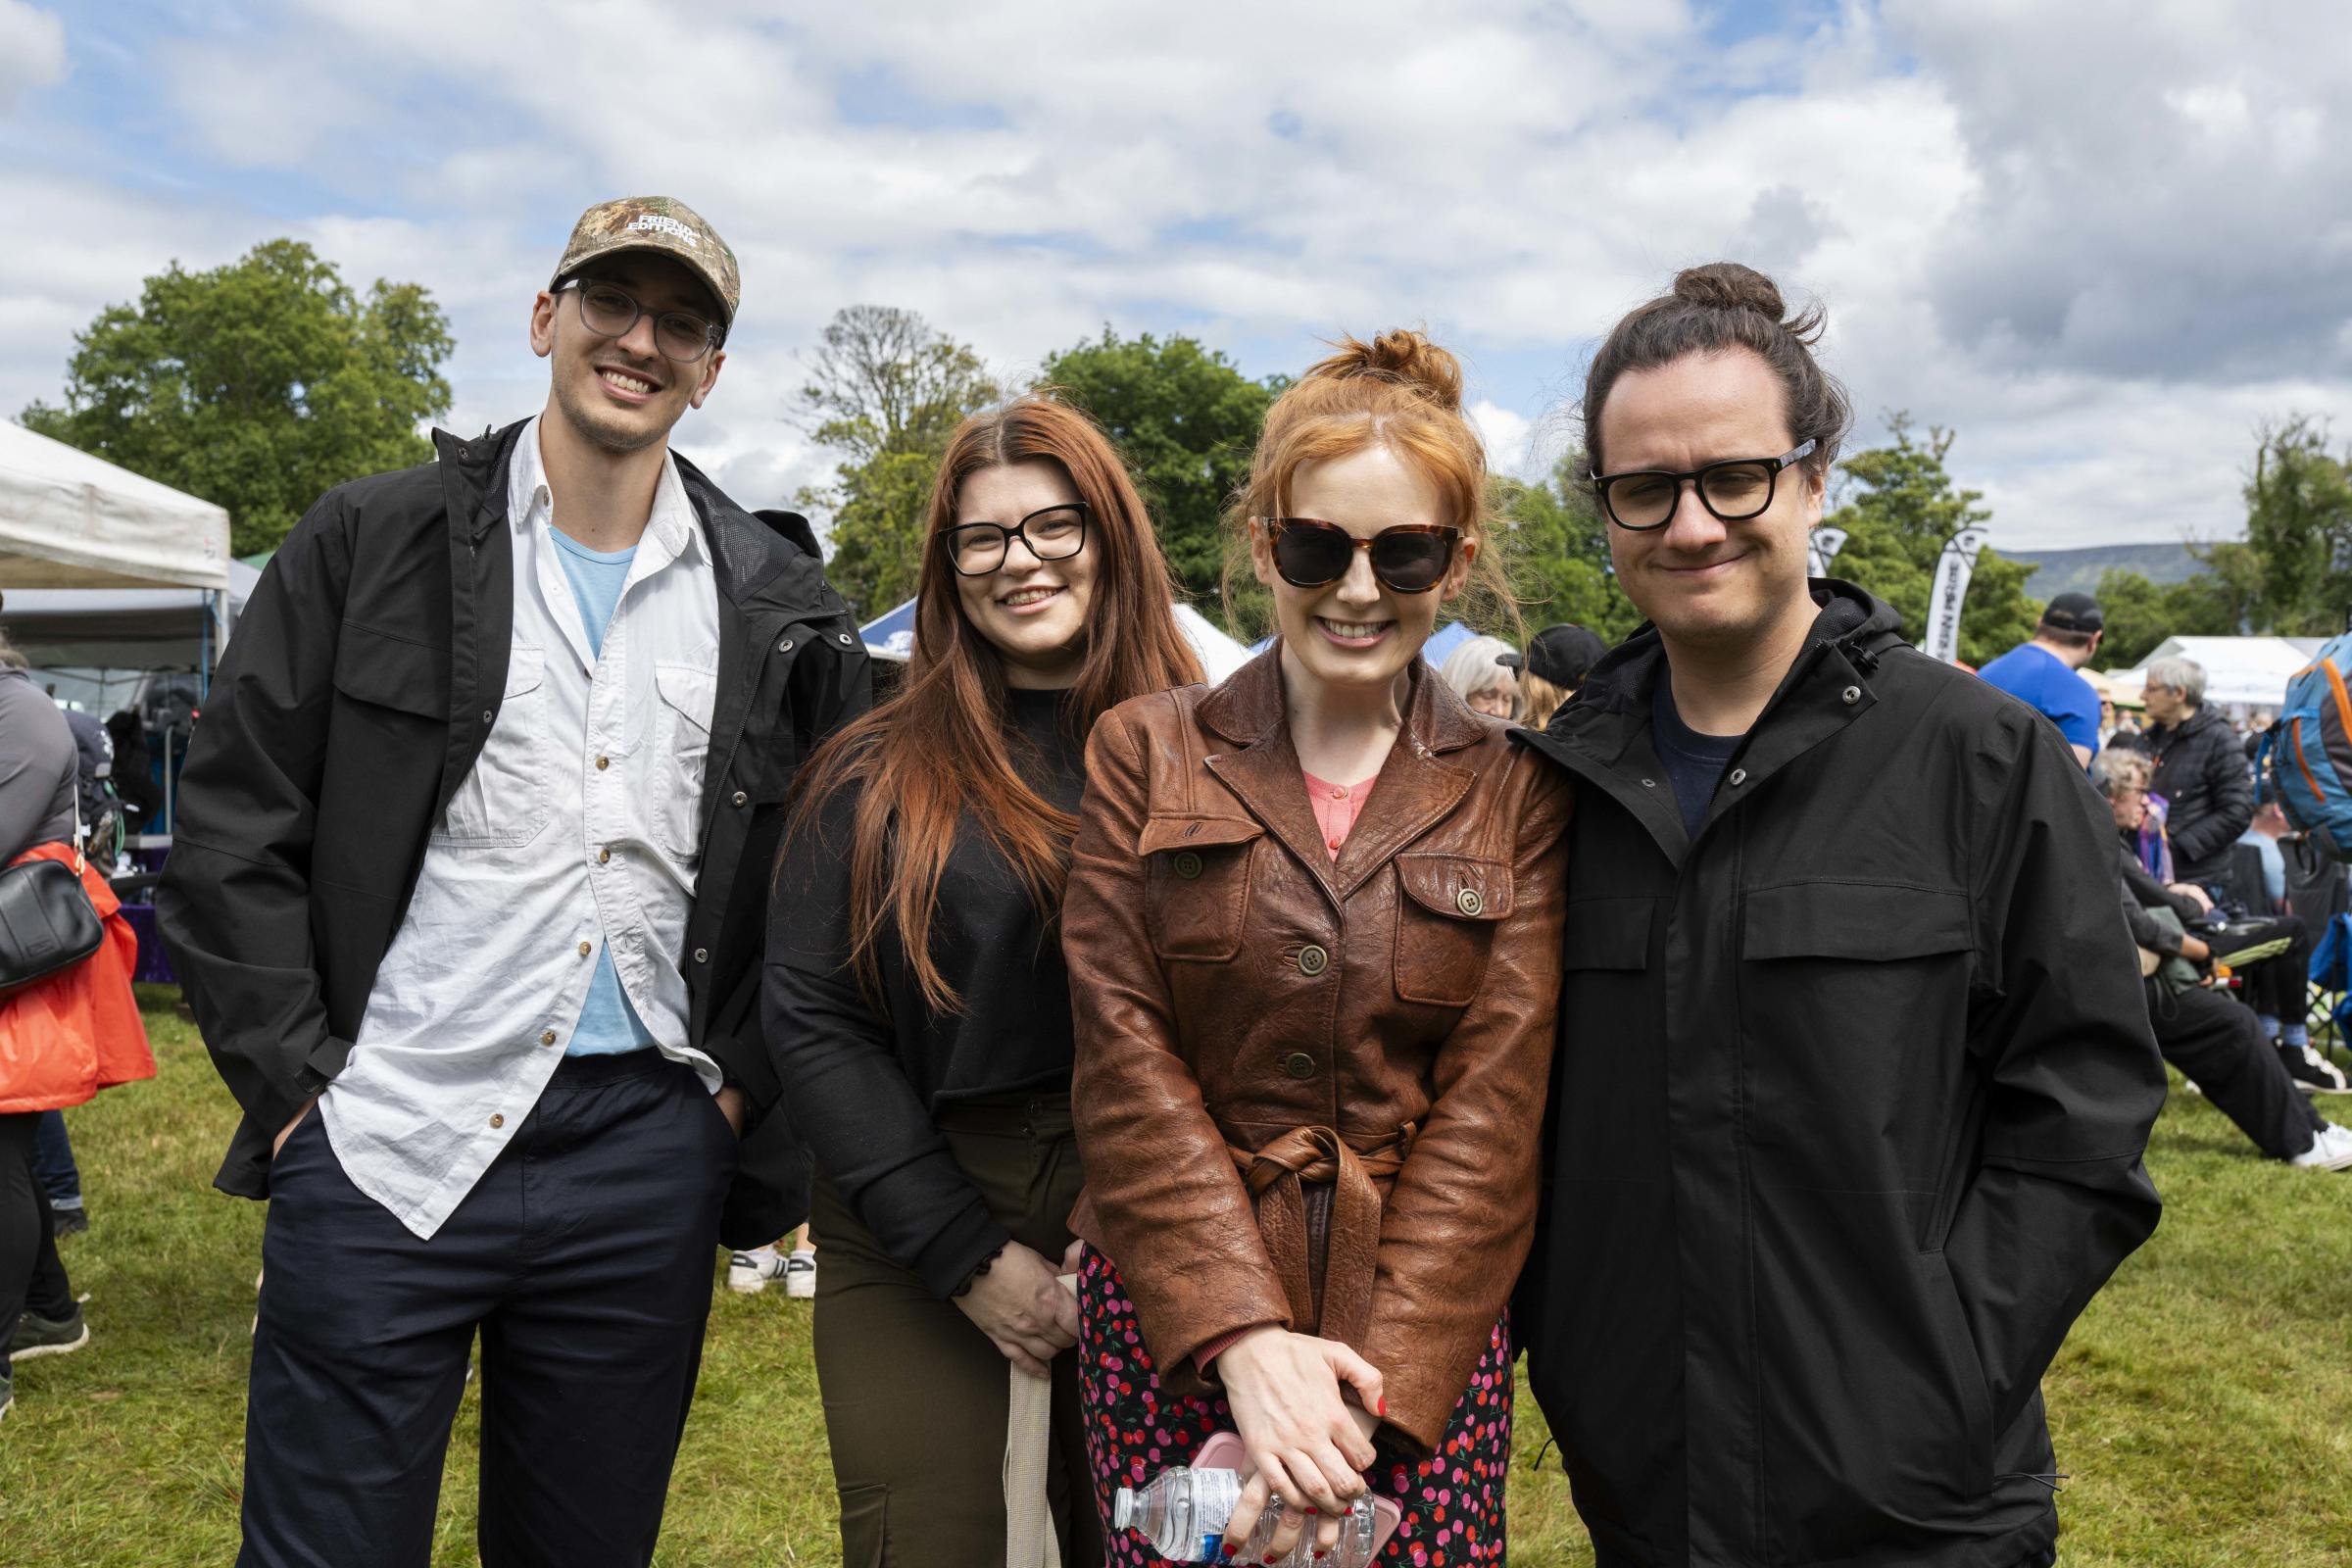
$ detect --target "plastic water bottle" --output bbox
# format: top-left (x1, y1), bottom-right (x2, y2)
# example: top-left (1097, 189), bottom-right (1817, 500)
top-left (1111, 1464), bottom-right (1381, 1565)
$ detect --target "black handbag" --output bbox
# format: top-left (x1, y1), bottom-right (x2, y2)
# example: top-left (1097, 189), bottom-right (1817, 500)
top-left (0, 806), bottom-right (103, 993)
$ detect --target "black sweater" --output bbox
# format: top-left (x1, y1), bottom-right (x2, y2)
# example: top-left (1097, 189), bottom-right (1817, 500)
top-left (764, 687), bottom-right (1085, 1298)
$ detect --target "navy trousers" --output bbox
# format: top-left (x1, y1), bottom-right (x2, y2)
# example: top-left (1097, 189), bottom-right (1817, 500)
top-left (241, 1053), bottom-right (738, 1568)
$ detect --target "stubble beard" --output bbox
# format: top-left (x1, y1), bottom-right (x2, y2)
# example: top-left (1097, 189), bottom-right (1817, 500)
top-left (552, 363), bottom-right (673, 457)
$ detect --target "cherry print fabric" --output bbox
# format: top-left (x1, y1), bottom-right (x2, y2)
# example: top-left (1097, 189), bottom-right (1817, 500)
top-left (1078, 1245), bottom-right (1512, 1564)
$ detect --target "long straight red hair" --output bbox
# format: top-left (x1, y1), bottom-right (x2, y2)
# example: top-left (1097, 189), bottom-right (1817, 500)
top-left (786, 395), bottom-right (1203, 1012)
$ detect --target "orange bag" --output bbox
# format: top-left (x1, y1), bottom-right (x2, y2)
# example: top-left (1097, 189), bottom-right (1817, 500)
top-left (0, 843), bottom-right (156, 1113)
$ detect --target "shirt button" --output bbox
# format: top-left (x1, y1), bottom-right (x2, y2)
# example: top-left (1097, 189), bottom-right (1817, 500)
top-left (1328, 837), bottom-right (1345, 853)
top-left (1298, 945), bottom-right (1329, 977)
top-left (596, 756), bottom-right (610, 770)
top-left (489, 1113), bottom-right (506, 1129)
top-left (577, 941), bottom-right (591, 957)
top-left (539, 1029), bottom-right (557, 1046)
top-left (732, 790), bottom-right (749, 808)
top-left (1729, 767), bottom-right (1748, 786)
top-left (598, 847), bottom-right (612, 863)
top-left (1281, 1051), bottom-right (1316, 1080)
top-left (1841, 686), bottom-right (1862, 706)
top-left (1329, 787), bottom-right (1346, 800)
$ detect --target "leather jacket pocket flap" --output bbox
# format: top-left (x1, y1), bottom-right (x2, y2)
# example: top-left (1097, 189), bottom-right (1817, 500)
top-left (331, 620), bottom-right (449, 719)
top-left (1144, 816), bottom-right (1260, 961)
top-left (1138, 816), bottom-right (1265, 858)
top-left (1561, 898), bottom-right (1652, 970)
top-left (1742, 882), bottom-right (1972, 962)
top-left (1395, 853), bottom-right (1514, 921)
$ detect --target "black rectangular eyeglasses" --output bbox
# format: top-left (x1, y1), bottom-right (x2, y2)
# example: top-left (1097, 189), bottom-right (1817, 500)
top-left (1591, 438), bottom-right (1817, 531)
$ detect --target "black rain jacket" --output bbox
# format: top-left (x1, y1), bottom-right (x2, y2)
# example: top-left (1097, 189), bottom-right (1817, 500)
top-left (1514, 582), bottom-right (2165, 1568)
top-left (2145, 707), bottom-right (2254, 881)
top-left (157, 419), bottom-right (870, 1248)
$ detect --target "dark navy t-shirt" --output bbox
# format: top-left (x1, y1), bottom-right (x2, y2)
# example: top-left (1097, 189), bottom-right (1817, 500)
top-left (1651, 677), bottom-right (1744, 840)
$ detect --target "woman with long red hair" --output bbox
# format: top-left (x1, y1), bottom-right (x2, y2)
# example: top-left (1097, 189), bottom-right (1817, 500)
top-left (766, 394), bottom-right (1200, 1564)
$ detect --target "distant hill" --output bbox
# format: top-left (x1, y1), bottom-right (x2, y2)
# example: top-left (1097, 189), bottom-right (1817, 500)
top-left (2001, 542), bottom-right (2204, 600)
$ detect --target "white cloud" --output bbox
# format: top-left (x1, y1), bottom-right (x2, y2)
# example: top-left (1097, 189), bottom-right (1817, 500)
top-left (0, 2), bottom-right (64, 113)
top-left (8, 0), bottom-right (2351, 560)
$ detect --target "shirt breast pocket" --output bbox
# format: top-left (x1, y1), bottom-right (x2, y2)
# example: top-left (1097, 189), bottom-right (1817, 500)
top-left (1141, 816), bottom-right (1263, 961)
top-left (1392, 853), bottom-right (1513, 1007)
top-left (652, 661), bottom-right (717, 865)
top-left (432, 646), bottom-right (552, 849)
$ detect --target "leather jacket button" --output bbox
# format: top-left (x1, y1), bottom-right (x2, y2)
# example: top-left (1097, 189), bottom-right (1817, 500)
top-left (1298, 945), bottom-right (1329, 977)
top-left (1281, 1051), bottom-right (1316, 1080)
top-left (1456, 887), bottom-right (1484, 916)
top-left (1172, 851), bottom-right (1203, 880)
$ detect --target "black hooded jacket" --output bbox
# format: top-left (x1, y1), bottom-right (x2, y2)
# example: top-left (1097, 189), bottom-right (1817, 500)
top-left (2145, 706), bottom-right (2255, 881)
top-left (157, 420), bottom-right (870, 1247)
top-left (1514, 582), bottom-right (2165, 1568)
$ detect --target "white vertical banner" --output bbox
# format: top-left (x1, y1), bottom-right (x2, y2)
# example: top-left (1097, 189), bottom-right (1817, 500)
top-left (1807, 526), bottom-right (1849, 578)
top-left (1924, 526), bottom-right (1990, 664)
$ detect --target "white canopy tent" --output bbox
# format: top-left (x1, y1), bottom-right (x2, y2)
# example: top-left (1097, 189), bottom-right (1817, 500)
top-left (0, 557), bottom-right (262, 670)
top-left (1, 421), bottom-right (230, 592)
top-left (2109, 635), bottom-right (2313, 710)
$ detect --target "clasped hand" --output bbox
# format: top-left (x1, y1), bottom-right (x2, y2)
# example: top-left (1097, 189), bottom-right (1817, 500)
top-left (954, 1239), bottom-right (1082, 1379)
top-left (1215, 1326), bottom-right (1386, 1562)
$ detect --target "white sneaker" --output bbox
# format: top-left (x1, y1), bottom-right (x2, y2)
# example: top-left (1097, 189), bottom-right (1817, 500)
top-left (2288, 1122), bottom-right (2352, 1170)
top-left (728, 1245), bottom-right (790, 1295)
top-left (784, 1250), bottom-right (817, 1299)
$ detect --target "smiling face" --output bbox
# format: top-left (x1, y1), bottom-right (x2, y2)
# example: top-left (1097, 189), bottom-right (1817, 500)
top-left (1253, 443), bottom-right (1473, 703)
top-left (1598, 348), bottom-right (1823, 659)
top-left (531, 253), bottom-right (725, 455)
top-left (950, 460), bottom-right (1099, 690)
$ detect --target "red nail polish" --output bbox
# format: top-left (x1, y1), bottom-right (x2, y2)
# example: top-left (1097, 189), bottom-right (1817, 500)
top-left (1377, 1396), bottom-right (1387, 1416)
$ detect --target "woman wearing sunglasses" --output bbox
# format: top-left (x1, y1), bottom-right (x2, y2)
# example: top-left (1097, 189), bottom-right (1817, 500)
top-left (766, 395), bottom-right (1200, 1564)
top-left (1063, 331), bottom-right (1573, 1564)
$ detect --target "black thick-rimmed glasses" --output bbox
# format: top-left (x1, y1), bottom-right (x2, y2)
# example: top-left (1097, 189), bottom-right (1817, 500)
top-left (1254, 517), bottom-right (1463, 594)
top-left (555, 279), bottom-right (722, 364)
top-left (942, 503), bottom-right (1091, 576)
top-left (1591, 438), bottom-right (1817, 531)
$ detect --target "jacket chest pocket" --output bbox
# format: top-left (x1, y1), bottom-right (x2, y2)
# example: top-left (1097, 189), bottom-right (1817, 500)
top-left (1141, 816), bottom-right (1262, 961)
top-left (432, 646), bottom-right (553, 849)
top-left (1393, 853), bottom-right (1512, 1007)
top-left (1739, 881), bottom-right (1976, 1177)
top-left (651, 661), bottom-right (718, 864)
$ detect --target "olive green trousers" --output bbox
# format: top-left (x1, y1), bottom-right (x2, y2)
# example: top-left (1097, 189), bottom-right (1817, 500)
top-left (811, 1094), bottom-right (1102, 1567)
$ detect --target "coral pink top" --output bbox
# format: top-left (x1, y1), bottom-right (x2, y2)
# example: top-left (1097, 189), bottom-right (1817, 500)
top-left (1303, 767), bottom-right (1378, 859)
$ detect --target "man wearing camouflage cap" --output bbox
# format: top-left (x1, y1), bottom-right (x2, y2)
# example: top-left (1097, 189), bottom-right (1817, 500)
top-left (161, 197), bottom-right (869, 1566)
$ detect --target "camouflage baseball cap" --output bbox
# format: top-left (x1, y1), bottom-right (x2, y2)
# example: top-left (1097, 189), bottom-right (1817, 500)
top-left (552, 196), bottom-right (740, 332)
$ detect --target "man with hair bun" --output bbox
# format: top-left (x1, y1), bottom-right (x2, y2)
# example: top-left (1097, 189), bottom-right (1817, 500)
top-left (1514, 262), bottom-right (2164, 1568)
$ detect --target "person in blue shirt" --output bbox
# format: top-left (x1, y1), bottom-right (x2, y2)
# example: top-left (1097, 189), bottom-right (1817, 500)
top-left (1978, 592), bottom-right (2106, 765)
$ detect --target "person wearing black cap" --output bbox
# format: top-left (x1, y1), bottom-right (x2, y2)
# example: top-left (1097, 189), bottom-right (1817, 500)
top-left (1514, 622), bottom-right (1609, 730)
top-left (1977, 592), bottom-right (2107, 767)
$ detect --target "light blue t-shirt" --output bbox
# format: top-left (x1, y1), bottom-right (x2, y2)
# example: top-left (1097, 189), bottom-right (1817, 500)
top-left (2235, 827), bottom-right (2286, 909)
top-left (551, 528), bottom-right (658, 1057)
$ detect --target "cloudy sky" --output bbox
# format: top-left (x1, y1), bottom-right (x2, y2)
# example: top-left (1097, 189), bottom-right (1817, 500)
top-left (3, 0), bottom-right (2346, 552)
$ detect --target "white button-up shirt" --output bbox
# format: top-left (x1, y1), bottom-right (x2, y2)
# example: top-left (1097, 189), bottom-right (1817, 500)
top-left (318, 418), bottom-right (723, 1238)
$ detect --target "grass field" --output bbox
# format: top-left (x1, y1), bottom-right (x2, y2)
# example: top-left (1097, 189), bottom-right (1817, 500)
top-left (4, 989), bottom-right (2349, 1565)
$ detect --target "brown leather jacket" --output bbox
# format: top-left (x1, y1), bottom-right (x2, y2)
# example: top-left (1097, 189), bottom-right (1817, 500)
top-left (1064, 649), bottom-right (1572, 1454)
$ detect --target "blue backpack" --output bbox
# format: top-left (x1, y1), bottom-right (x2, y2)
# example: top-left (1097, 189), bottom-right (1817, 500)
top-left (2264, 633), bottom-right (2352, 860)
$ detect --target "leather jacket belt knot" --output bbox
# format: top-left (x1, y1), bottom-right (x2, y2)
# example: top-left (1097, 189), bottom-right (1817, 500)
top-left (1231, 1122), bottom-right (1415, 1348)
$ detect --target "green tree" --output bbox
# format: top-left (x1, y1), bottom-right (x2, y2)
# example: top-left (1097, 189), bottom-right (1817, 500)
top-left (22, 239), bottom-right (454, 556)
top-left (1494, 448), bottom-right (1642, 641)
top-left (795, 305), bottom-right (1000, 618)
top-left (1041, 327), bottom-right (1283, 609)
top-left (2092, 565), bottom-right (2241, 668)
top-left (2240, 416), bottom-right (2352, 635)
top-left (1827, 415), bottom-right (2037, 666)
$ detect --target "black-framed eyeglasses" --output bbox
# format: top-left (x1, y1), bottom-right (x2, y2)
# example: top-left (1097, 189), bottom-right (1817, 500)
top-left (942, 503), bottom-right (1091, 576)
top-left (555, 279), bottom-right (722, 364)
top-left (1253, 517), bottom-right (1462, 594)
top-left (1590, 438), bottom-right (1817, 531)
